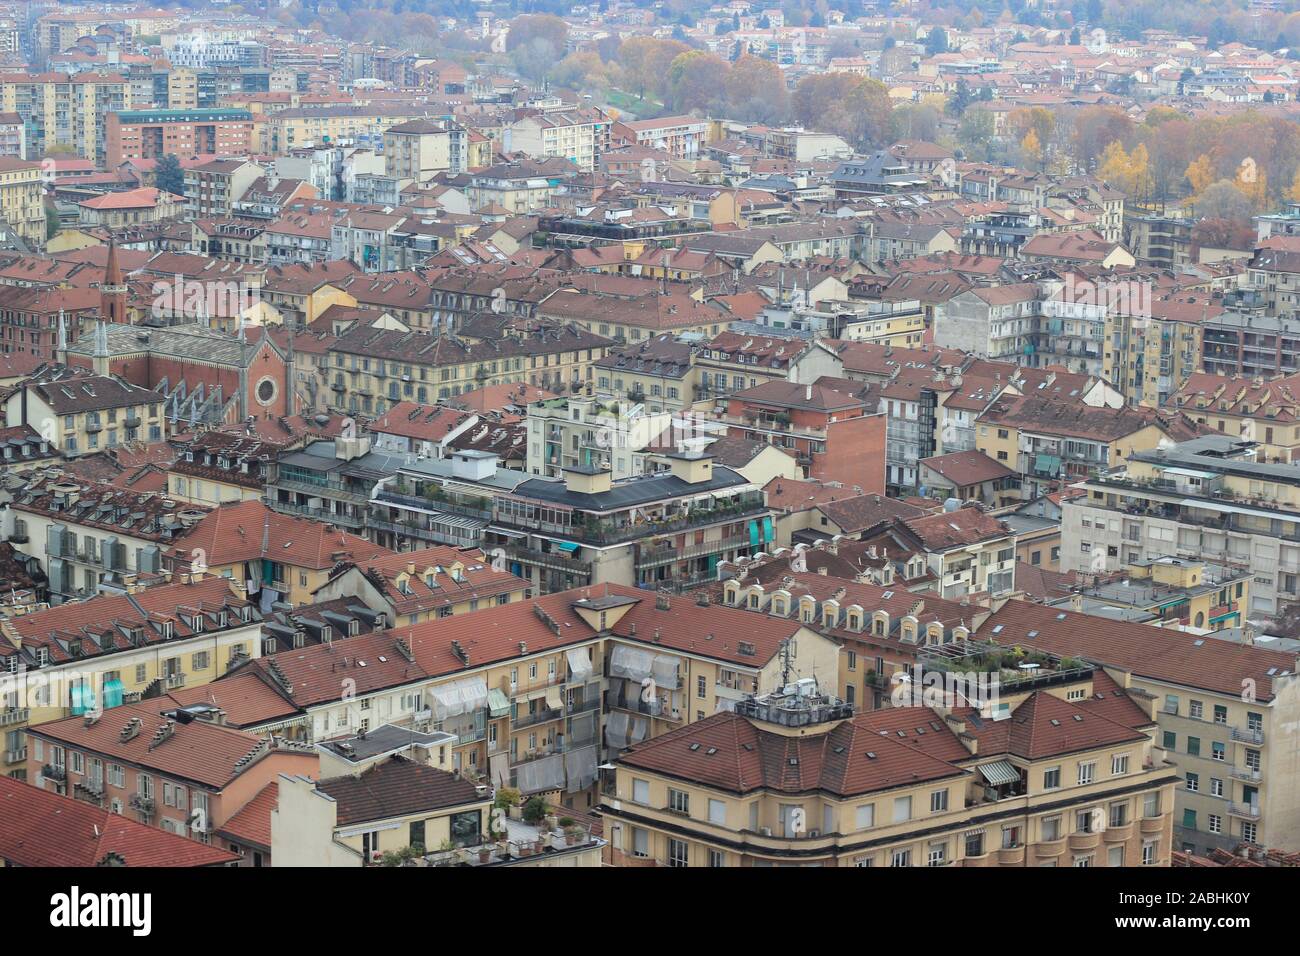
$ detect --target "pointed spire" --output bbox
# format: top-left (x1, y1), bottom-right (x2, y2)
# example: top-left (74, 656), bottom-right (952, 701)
top-left (104, 237), bottom-right (123, 287)
top-left (56, 309), bottom-right (67, 355)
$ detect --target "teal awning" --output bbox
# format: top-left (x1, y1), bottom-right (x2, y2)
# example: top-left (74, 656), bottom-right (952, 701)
top-left (978, 760), bottom-right (1021, 787)
top-left (1033, 454), bottom-right (1061, 477)
top-left (556, 541), bottom-right (579, 553)
top-left (70, 684), bottom-right (96, 716)
top-left (761, 516), bottom-right (774, 542)
top-left (747, 520), bottom-right (760, 547)
top-left (102, 679), bottom-right (125, 709)
top-left (487, 688), bottom-right (511, 718)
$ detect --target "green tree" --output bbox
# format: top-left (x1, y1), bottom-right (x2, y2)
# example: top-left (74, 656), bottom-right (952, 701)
top-left (155, 153), bottom-right (184, 195)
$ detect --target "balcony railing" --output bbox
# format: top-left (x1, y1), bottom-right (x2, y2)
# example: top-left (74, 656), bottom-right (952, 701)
top-left (0, 708), bottom-right (30, 727)
top-left (1231, 726), bottom-right (1265, 745)
top-left (513, 706), bottom-right (563, 729)
top-left (499, 495), bottom-right (768, 548)
top-left (1230, 767), bottom-right (1262, 782)
top-left (1228, 801), bottom-right (1262, 820)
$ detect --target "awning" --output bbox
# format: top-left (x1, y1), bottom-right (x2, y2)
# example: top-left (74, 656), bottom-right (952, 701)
top-left (556, 541), bottom-right (579, 553)
top-left (489, 752), bottom-right (510, 788)
top-left (70, 683), bottom-right (96, 716)
top-left (544, 686), bottom-right (563, 711)
top-left (609, 644), bottom-right (655, 682)
top-left (748, 519), bottom-right (760, 547)
top-left (1033, 454), bottom-right (1061, 477)
top-left (429, 676), bottom-right (489, 721)
top-left (651, 653), bottom-right (681, 689)
top-left (487, 688), bottom-right (510, 718)
top-left (761, 516), bottom-right (774, 542)
top-left (102, 679), bottom-right (125, 709)
top-left (978, 760), bottom-right (1021, 787)
top-left (566, 647), bottom-right (593, 681)
top-left (564, 745), bottom-right (598, 793)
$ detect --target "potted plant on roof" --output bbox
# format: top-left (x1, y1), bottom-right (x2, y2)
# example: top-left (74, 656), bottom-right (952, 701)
top-left (522, 795), bottom-right (548, 827)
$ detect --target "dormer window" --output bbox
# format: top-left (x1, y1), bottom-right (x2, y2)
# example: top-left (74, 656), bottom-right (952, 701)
top-left (161, 621), bottom-right (174, 639)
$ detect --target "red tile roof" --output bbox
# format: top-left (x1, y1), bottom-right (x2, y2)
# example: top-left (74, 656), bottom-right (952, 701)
top-left (216, 781), bottom-right (277, 851)
top-left (0, 776), bottom-right (238, 867)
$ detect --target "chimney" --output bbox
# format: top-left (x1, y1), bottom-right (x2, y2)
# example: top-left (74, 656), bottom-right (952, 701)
top-left (655, 592), bottom-right (670, 611)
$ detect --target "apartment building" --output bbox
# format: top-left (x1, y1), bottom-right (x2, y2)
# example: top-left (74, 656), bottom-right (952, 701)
top-left (26, 700), bottom-right (315, 842)
top-left (0, 157), bottom-right (46, 250)
top-left (975, 394), bottom-right (1201, 501)
top-left (324, 325), bottom-right (611, 417)
top-left (5, 370), bottom-right (165, 457)
top-left (0, 73), bottom-right (132, 162)
top-left (722, 379), bottom-right (888, 490)
top-left (979, 599), bottom-right (1300, 854)
top-left (600, 674), bottom-right (1176, 867)
top-left (506, 109), bottom-right (611, 172)
top-left (1061, 434), bottom-right (1300, 620)
top-left (311, 545), bottom-right (532, 628)
top-left (176, 583), bottom-right (833, 811)
top-left (163, 499), bottom-right (390, 607)
top-left (1052, 557), bottom-right (1251, 632)
top-left (614, 116), bottom-right (711, 159)
top-left (0, 578), bottom-right (263, 779)
top-left (525, 395), bottom-right (673, 480)
top-left (0, 284), bottom-right (100, 361)
top-left (184, 158), bottom-right (261, 219)
top-left (593, 335), bottom-right (701, 417)
top-left (106, 108), bottom-right (256, 166)
top-left (3, 471), bottom-right (204, 602)
top-left (383, 118), bottom-right (461, 183)
top-left (1169, 372), bottom-right (1300, 463)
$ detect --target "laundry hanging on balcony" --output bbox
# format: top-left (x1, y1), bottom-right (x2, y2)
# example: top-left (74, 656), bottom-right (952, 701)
top-left (566, 647), bottom-right (593, 681)
top-left (429, 676), bottom-right (489, 721)
top-left (609, 644), bottom-right (655, 682)
top-left (515, 752), bottom-right (565, 794)
top-left (565, 745), bottom-right (598, 792)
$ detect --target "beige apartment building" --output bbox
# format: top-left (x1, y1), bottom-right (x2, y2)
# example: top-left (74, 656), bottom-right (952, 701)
top-left (600, 670), bottom-right (1177, 867)
top-left (1061, 434), bottom-right (1300, 620)
top-left (0, 157), bottom-right (47, 250)
top-left (0, 578), bottom-right (263, 779)
top-left (979, 599), bottom-right (1300, 855)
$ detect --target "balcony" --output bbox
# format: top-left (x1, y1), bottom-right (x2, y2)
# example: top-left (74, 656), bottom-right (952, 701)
top-left (42, 764), bottom-right (66, 783)
top-left (1034, 836), bottom-right (1066, 858)
top-left (1230, 766), bottom-right (1262, 782)
top-left (4, 746), bottom-right (27, 764)
top-left (504, 544), bottom-right (589, 576)
top-left (500, 493), bottom-right (768, 548)
top-left (0, 707), bottom-right (30, 727)
top-left (1103, 821), bottom-right (1134, 843)
top-left (512, 706), bottom-right (563, 730)
top-left (129, 793), bottom-right (156, 816)
top-left (1228, 802), bottom-right (1261, 820)
top-left (1068, 831), bottom-right (1101, 852)
top-left (1140, 813), bottom-right (1166, 835)
top-left (165, 673), bottom-right (186, 689)
top-left (635, 534), bottom-right (751, 570)
top-left (996, 844), bottom-right (1025, 865)
top-left (1231, 726), bottom-right (1265, 745)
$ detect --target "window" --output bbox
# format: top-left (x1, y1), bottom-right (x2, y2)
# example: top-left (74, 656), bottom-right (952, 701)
top-left (890, 848), bottom-right (911, 867)
top-left (930, 789), bottom-right (948, 813)
top-left (1109, 802), bottom-right (1128, 828)
top-left (1043, 766), bottom-right (1061, 790)
top-left (1112, 754), bottom-right (1129, 776)
top-left (409, 820), bottom-right (425, 850)
top-left (1142, 842), bottom-right (1157, 866)
top-left (667, 838), bottom-right (688, 867)
top-left (696, 675), bottom-right (706, 699)
top-left (927, 842), bottom-right (947, 867)
top-left (1185, 772), bottom-right (1199, 792)
top-left (892, 795), bottom-right (912, 823)
top-left (1041, 816), bottom-right (1061, 841)
top-left (631, 827), bottom-right (648, 857)
top-left (964, 831), bottom-right (984, 857)
top-left (109, 764), bottom-right (124, 788)
top-left (1211, 742), bottom-right (1225, 762)
top-left (1208, 814), bottom-right (1222, 834)
top-left (708, 799), bottom-right (726, 826)
top-left (668, 788), bottom-right (689, 815)
top-left (1162, 731), bottom-right (1176, 749)
top-left (1210, 778), bottom-right (1224, 797)
top-left (855, 804), bottom-right (874, 829)
top-left (708, 849), bottom-right (724, 867)
top-left (1143, 792), bottom-right (1160, 818)
top-left (1211, 704), bottom-right (1227, 724)
top-left (1077, 762), bottom-right (1095, 786)
top-left (1189, 700), bottom-right (1203, 720)
top-left (632, 779), bottom-right (650, 805)
top-left (1186, 737), bottom-right (1200, 757)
